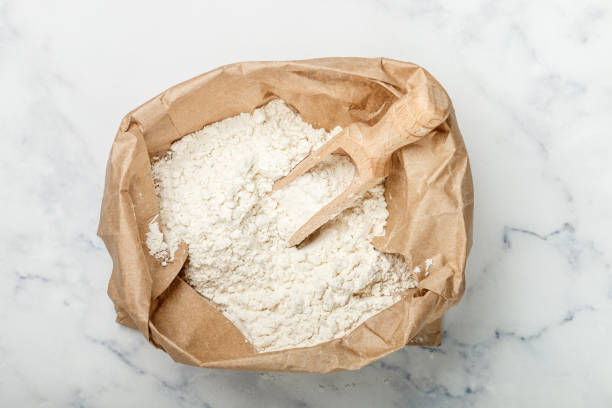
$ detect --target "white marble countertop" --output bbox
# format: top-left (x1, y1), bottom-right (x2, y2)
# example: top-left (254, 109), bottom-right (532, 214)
top-left (2, 0), bottom-right (611, 406)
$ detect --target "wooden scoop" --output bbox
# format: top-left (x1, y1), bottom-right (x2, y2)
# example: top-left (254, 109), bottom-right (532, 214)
top-left (274, 75), bottom-right (451, 247)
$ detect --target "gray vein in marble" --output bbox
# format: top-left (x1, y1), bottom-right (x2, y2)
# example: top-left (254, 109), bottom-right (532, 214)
top-left (503, 223), bottom-right (602, 268)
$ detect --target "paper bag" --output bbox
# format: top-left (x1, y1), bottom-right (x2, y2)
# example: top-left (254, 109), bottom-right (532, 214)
top-left (97, 58), bottom-right (473, 373)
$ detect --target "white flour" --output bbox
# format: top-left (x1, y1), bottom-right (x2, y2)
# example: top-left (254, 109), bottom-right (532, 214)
top-left (147, 100), bottom-right (416, 352)
top-left (146, 217), bottom-right (169, 266)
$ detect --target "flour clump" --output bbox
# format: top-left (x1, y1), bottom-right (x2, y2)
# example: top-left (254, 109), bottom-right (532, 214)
top-left (148, 100), bottom-right (416, 352)
top-left (146, 218), bottom-right (169, 266)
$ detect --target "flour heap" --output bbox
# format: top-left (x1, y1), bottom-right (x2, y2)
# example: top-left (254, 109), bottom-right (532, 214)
top-left (147, 100), bottom-right (416, 352)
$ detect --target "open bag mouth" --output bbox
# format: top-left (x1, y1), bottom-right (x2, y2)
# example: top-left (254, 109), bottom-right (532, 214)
top-left (97, 57), bottom-right (473, 373)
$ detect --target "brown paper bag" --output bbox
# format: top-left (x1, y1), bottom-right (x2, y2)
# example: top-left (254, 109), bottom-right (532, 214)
top-left (97, 58), bottom-right (473, 373)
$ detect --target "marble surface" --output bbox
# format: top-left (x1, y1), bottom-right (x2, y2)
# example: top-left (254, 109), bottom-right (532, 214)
top-left (2, 0), bottom-right (611, 406)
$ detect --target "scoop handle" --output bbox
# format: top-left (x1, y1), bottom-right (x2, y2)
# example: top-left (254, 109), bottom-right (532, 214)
top-left (369, 75), bottom-right (451, 157)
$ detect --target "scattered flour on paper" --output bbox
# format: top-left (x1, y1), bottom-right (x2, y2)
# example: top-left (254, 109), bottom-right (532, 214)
top-left (146, 217), bottom-right (169, 266)
top-left (147, 100), bottom-right (418, 352)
